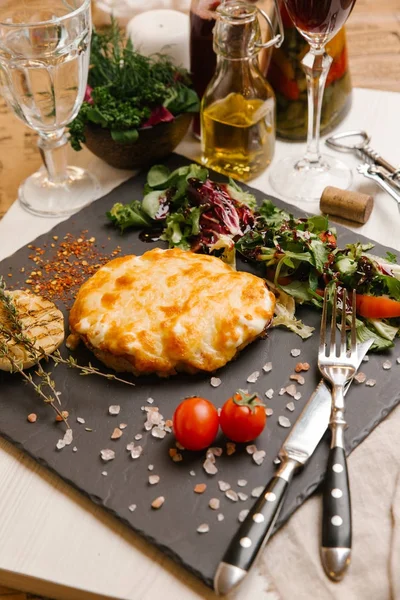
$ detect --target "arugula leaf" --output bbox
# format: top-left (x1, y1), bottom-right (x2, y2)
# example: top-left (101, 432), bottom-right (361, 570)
top-left (110, 129), bottom-right (139, 143)
top-left (142, 190), bottom-right (168, 220)
top-left (385, 251), bottom-right (397, 264)
top-left (306, 215), bottom-right (329, 233)
top-left (226, 179), bottom-right (257, 210)
top-left (106, 201), bottom-right (152, 232)
top-left (377, 275), bottom-right (400, 301)
top-left (147, 165), bottom-right (171, 188)
top-left (354, 318), bottom-right (394, 351)
top-left (280, 281), bottom-right (314, 303)
top-left (309, 239), bottom-right (329, 272)
top-left (258, 200), bottom-right (290, 226)
top-left (146, 164), bottom-right (208, 191)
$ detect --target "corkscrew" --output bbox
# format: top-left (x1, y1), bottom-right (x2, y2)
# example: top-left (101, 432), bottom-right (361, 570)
top-left (326, 130), bottom-right (400, 205)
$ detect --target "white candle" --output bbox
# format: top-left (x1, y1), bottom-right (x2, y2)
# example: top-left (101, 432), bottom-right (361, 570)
top-left (126, 9), bottom-right (190, 70)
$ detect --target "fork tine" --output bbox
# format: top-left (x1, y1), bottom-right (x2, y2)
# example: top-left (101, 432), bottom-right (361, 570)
top-left (350, 289), bottom-right (357, 359)
top-left (330, 287), bottom-right (337, 356)
top-left (340, 288), bottom-right (347, 357)
top-left (320, 287), bottom-right (329, 356)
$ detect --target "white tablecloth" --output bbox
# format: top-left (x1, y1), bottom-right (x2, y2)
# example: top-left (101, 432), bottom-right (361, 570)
top-left (0, 88), bottom-right (399, 600)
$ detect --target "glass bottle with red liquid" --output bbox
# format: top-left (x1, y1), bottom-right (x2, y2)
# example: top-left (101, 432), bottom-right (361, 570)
top-left (268, 1), bottom-right (352, 140)
top-left (190, 1), bottom-right (221, 138)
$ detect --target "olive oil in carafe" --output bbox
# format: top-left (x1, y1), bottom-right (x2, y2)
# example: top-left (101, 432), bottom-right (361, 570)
top-left (201, 93), bottom-right (275, 181)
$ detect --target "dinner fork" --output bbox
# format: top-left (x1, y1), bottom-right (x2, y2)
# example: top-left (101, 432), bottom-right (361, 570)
top-left (318, 287), bottom-right (357, 582)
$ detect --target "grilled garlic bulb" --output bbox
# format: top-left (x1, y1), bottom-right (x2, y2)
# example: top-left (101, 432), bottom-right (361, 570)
top-left (0, 290), bottom-right (64, 371)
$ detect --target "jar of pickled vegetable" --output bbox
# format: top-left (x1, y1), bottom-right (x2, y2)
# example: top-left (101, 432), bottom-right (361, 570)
top-left (267, 3), bottom-right (352, 141)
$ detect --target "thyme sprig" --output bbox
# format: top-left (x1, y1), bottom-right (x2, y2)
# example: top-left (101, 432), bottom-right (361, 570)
top-left (52, 350), bottom-right (135, 386)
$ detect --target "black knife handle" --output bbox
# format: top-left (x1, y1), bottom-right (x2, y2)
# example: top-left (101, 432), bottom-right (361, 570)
top-left (216, 459), bottom-right (298, 572)
top-left (322, 444), bottom-right (351, 549)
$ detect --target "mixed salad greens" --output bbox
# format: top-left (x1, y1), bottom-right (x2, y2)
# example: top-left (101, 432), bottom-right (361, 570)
top-left (107, 164), bottom-right (400, 351)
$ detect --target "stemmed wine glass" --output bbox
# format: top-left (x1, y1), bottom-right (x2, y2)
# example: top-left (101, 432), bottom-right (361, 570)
top-left (0, 0), bottom-right (100, 217)
top-left (270, 0), bottom-right (357, 202)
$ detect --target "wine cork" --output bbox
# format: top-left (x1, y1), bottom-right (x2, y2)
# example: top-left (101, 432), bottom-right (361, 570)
top-left (320, 186), bottom-right (374, 224)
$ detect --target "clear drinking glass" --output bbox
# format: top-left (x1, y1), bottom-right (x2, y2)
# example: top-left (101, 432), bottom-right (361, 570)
top-left (0, 0), bottom-right (100, 217)
top-left (269, 0), bottom-right (357, 202)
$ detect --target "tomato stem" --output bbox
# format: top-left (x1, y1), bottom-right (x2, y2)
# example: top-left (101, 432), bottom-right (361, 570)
top-left (233, 389), bottom-right (265, 413)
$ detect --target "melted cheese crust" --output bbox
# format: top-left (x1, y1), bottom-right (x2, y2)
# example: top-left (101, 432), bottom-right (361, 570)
top-left (69, 248), bottom-right (275, 376)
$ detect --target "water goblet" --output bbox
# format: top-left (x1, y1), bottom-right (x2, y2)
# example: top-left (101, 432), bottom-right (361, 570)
top-left (269, 0), bottom-right (357, 202)
top-left (0, 0), bottom-right (100, 217)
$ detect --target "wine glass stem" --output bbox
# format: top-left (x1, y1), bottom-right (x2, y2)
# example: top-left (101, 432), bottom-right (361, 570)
top-left (38, 129), bottom-right (69, 185)
top-left (301, 47), bottom-right (333, 166)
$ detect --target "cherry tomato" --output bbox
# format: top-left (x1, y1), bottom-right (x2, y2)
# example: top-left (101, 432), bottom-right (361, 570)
top-left (173, 397), bottom-right (219, 451)
top-left (220, 390), bottom-right (266, 444)
top-left (356, 294), bottom-right (400, 319)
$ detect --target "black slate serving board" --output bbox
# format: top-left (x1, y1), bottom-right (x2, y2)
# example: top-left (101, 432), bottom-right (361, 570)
top-left (0, 154), bottom-right (399, 590)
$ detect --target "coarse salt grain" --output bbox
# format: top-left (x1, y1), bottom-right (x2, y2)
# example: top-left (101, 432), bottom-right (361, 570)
top-left (366, 379), bottom-right (376, 387)
top-left (253, 450), bottom-right (266, 465)
top-left (291, 349), bottom-right (301, 357)
top-left (286, 402), bottom-right (295, 412)
top-left (279, 388), bottom-right (286, 396)
top-left (148, 464), bottom-right (154, 471)
top-left (383, 360), bottom-right (392, 370)
top-left (362, 355), bottom-right (370, 363)
top-left (209, 447), bottom-right (223, 457)
top-left (396, 357), bottom-right (400, 364)
top-left (72, 446), bottom-right (78, 453)
top-left (56, 428), bottom-right (73, 450)
top-left (246, 444), bottom-right (257, 455)
top-left (131, 446), bottom-right (143, 459)
top-left (128, 504), bottom-right (137, 512)
top-left (147, 397), bottom-right (154, 404)
top-left (203, 458), bottom-right (218, 475)
top-left (102, 471), bottom-right (108, 476)
top-left (238, 492), bottom-right (248, 501)
top-left (251, 486), bottom-right (263, 498)
top-left (135, 434), bottom-right (143, 441)
top-left (217, 514), bottom-right (224, 522)
top-left (247, 371), bottom-right (260, 383)
top-left (238, 509), bottom-right (249, 523)
top-left (190, 470), bottom-right (196, 476)
top-left (278, 416), bottom-right (291, 428)
top-left (209, 498), bottom-right (220, 510)
top-left (77, 417), bottom-right (85, 424)
top-left (354, 372), bottom-right (366, 384)
top-left (218, 480), bottom-right (231, 492)
top-left (109, 405), bottom-right (120, 415)
top-left (266, 407), bottom-right (274, 416)
top-left (149, 475), bottom-right (160, 485)
top-left (238, 479), bottom-right (247, 487)
top-left (119, 423), bottom-right (127, 429)
top-left (273, 457), bottom-right (281, 465)
top-left (290, 373), bottom-right (305, 385)
top-left (285, 384), bottom-right (297, 397)
top-left (294, 392), bottom-right (302, 400)
top-left (265, 388), bottom-right (274, 399)
top-left (100, 449), bottom-right (115, 462)
top-left (210, 377), bottom-right (222, 388)
top-left (197, 523), bottom-right (209, 534)
top-left (27, 413), bottom-right (37, 423)
top-left (151, 427), bottom-right (167, 439)
top-left (225, 489), bottom-right (239, 502)
top-left (262, 362), bottom-right (272, 373)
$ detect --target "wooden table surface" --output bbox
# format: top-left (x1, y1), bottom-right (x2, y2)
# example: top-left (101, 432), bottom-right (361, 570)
top-left (0, 1), bottom-right (399, 598)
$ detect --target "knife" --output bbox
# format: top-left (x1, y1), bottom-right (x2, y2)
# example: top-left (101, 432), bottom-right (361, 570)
top-left (213, 340), bottom-right (372, 596)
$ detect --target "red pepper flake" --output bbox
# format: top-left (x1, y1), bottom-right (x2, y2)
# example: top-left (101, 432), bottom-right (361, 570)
top-left (20, 231), bottom-right (121, 306)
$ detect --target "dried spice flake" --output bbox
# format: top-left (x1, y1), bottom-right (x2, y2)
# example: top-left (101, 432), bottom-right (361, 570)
top-left (194, 483), bottom-right (207, 494)
top-left (111, 427), bottom-right (123, 440)
top-left (226, 442), bottom-right (236, 456)
top-left (295, 362), bottom-right (310, 372)
top-left (27, 413), bottom-right (37, 423)
top-left (151, 496), bottom-right (165, 509)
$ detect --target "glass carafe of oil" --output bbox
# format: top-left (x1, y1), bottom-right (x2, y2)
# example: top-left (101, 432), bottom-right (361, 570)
top-left (201, 0), bottom-right (283, 181)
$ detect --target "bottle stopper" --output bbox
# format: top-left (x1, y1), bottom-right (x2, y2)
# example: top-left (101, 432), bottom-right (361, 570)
top-left (320, 186), bottom-right (374, 224)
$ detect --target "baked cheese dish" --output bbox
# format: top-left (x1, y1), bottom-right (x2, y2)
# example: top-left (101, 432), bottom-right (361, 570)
top-left (68, 248), bottom-right (275, 377)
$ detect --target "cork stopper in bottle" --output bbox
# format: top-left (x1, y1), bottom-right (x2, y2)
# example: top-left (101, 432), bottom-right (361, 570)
top-left (320, 186), bottom-right (374, 224)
